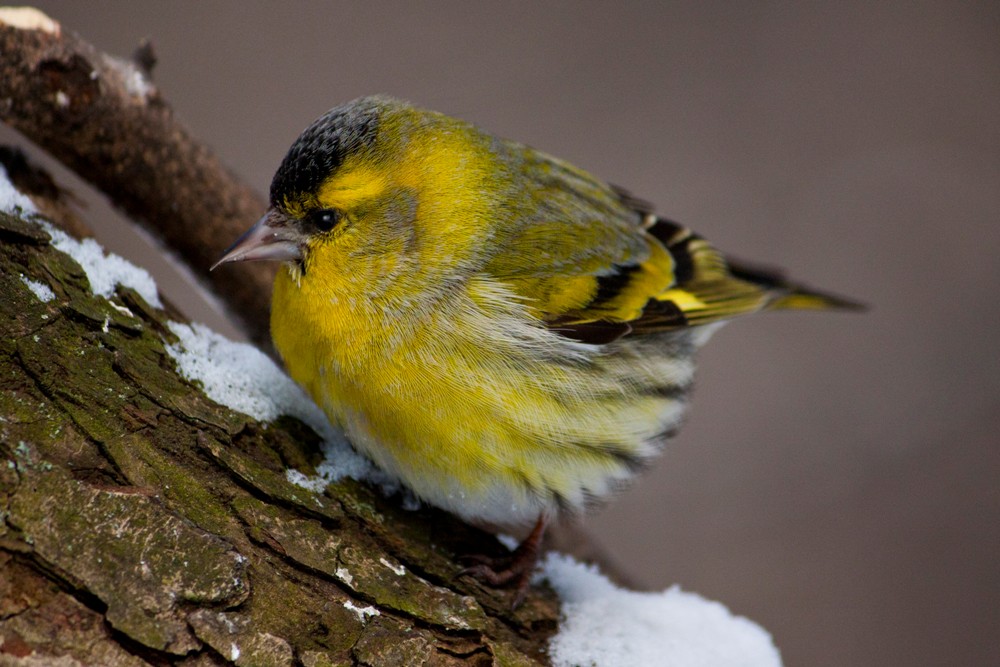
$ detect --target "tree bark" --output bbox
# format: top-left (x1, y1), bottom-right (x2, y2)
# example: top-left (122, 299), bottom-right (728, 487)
top-left (0, 202), bottom-right (557, 666)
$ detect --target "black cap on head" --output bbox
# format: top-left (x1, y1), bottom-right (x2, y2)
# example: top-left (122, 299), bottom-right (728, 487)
top-left (269, 97), bottom-right (384, 208)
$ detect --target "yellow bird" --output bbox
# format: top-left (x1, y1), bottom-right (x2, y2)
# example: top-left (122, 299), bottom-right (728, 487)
top-left (215, 96), bottom-right (859, 602)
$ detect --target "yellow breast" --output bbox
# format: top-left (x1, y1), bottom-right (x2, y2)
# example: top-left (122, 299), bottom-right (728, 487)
top-left (270, 262), bottom-right (691, 526)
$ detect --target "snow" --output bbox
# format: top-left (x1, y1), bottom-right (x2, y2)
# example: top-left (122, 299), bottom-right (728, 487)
top-left (541, 553), bottom-right (783, 667)
top-left (1, 165), bottom-right (161, 308)
top-left (164, 321), bottom-right (377, 485)
top-left (19, 274), bottom-right (55, 302)
top-left (45, 225), bottom-right (163, 308)
top-left (166, 321), bottom-right (311, 423)
top-left (0, 164), bottom-right (38, 215)
top-left (284, 468), bottom-right (329, 492)
top-left (343, 600), bottom-right (380, 624)
top-left (0, 7), bottom-right (60, 35)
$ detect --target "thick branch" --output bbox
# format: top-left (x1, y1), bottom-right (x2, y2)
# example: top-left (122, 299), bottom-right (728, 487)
top-left (0, 8), bottom-right (273, 345)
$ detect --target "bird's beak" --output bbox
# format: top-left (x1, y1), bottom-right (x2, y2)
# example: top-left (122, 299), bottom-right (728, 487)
top-left (211, 209), bottom-right (304, 270)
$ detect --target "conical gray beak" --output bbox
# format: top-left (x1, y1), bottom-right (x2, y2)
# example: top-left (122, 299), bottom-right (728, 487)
top-left (211, 209), bottom-right (304, 270)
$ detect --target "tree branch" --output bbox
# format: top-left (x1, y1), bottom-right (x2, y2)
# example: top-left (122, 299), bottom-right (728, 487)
top-left (0, 7), bottom-right (273, 346)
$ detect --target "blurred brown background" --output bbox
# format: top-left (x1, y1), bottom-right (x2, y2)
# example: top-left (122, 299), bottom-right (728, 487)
top-left (6, 2), bottom-right (998, 665)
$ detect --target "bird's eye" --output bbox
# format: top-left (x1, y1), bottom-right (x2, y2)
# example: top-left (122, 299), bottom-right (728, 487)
top-left (308, 208), bottom-right (342, 232)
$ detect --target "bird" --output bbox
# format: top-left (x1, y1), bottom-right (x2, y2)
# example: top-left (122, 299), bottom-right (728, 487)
top-left (213, 96), bottom-right (860, 604)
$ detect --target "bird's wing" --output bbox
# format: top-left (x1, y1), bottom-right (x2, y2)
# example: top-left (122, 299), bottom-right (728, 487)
top-left (484, 146), bottom-right (858, 345)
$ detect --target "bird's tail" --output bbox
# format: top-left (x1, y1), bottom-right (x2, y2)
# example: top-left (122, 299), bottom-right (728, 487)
top-left (727, 259), bottom-right (866, 313)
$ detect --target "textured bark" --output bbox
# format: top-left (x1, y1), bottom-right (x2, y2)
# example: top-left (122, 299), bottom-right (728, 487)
top-left (0, 204), bottom-right (558, 666)
top-left (0, 9), bottom-right (274, 347)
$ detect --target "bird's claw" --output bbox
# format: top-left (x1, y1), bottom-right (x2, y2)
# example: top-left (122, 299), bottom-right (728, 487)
top-left (458, 557), bottom-right (533, 608)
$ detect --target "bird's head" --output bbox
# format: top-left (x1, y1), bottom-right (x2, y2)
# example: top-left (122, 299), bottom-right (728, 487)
top-left (213, 96), bottom-right (499, 283)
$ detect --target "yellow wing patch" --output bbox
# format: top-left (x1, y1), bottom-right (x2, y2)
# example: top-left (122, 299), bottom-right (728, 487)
top-left (657, 288), bottom-right (707, 311)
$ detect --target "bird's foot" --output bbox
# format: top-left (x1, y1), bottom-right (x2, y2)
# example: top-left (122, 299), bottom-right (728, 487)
top-left (458, 516), bottom-right (548, 609)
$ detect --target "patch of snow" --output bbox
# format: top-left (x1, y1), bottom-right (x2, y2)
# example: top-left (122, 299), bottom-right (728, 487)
top-left (166, 321), bottom-right (318, 423)
top-left (343, 600), bottom-right (379, 624)
top-left (285, 468), bottom-right (328, 492)
top-left (1, 165), bottom-right (160, 308)
top-left (109, 302), bottom-right (134, 318)
top-left (541, 553), bottom-right (782, 667)
top-left (0, 7), bottom-right (60, 35)
top-left (19, 274), bottom-right (55, 302)
top-left (379, 557), bottom-right (405, 576)
top-left (42, 223), bottom-right (163, 308)
top-left (165, 321), bottom-right (377, 485)
top-left (0, 164), bottom-right (38, 215)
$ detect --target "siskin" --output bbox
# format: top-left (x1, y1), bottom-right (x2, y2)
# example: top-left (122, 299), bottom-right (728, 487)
top-left (215, 96), bottom-right (860, 602)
